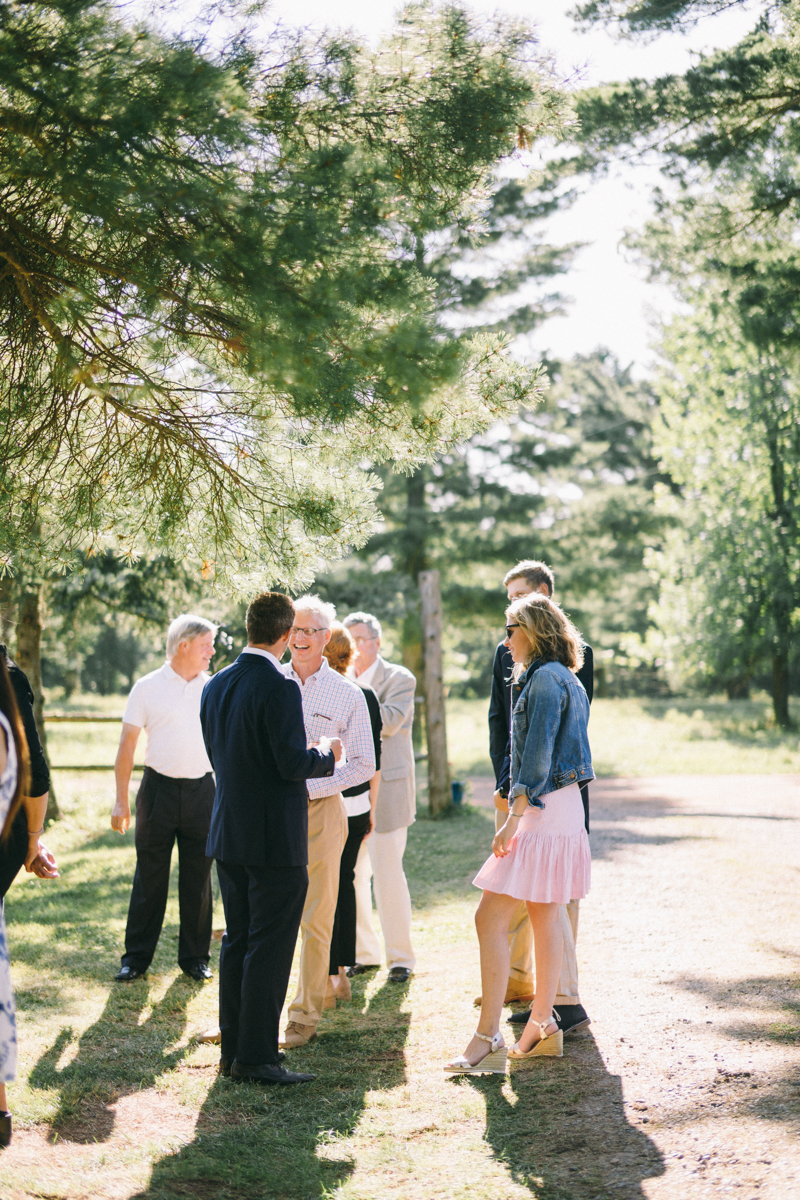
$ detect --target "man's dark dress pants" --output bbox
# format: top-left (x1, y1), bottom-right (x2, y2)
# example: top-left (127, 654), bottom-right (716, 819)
top-left (216, 860), bottom-right (308, 1066)
top-left (122, 767), bottom-right (214, 972)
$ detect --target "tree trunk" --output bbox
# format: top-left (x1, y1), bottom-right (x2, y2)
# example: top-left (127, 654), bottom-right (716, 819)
top-left (772, 651), bottom-right (791, 729)
top-left (725, 677), bottom-right (751, 701)
top-left (15, 586), bottom-right (61, 820)
top-left (0, 576), bottom-right (14, 648)
top-left (419, 569), bottom-right (450, 816)
top-left (401, 469), bottom-right (428, 750)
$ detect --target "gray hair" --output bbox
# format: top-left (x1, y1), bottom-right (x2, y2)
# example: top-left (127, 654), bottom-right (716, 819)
top-left (343, 611), bottom-right (382, 640)
top-left (166, 614), bottom-right (217, 659)
top-left (293, 593), bottom-right (336, 629)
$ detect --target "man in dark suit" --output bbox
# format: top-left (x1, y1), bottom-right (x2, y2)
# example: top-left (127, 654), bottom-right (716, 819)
top-left (484, 560), bottom-right (593, 1038)
top-left (200, 592), bottom-right (342, 1086)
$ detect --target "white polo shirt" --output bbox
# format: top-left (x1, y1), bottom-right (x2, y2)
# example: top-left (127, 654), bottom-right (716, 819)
top-left (123, 662), bottom-right (212, 779)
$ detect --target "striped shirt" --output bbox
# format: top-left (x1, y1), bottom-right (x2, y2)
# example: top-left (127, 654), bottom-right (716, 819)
top-left (283, 658), bottom-right (375, 799)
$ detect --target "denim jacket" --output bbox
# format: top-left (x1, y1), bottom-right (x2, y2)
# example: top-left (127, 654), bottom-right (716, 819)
top-left (510, 659), bottom-right (594, 808)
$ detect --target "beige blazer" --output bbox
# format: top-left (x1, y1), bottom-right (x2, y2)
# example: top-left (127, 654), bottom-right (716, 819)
top-left (370, 656), bottom-right (417, 833)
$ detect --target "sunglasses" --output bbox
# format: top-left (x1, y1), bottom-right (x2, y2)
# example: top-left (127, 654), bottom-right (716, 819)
top-left (505, 624), bottom-right (520, 637)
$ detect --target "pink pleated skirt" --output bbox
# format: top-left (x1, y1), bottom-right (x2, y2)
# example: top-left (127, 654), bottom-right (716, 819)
top-left (473, 783), bottom-right (591, 904)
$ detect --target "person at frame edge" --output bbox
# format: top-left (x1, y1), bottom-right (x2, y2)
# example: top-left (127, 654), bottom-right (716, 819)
top-left (0, 646), bottom-right (59, 896)
top-left (485, 560), bottom-right (593, 1037)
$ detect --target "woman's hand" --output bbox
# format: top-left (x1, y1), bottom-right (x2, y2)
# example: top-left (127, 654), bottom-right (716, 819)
top-left (492, 814), bottom-right (521, 858)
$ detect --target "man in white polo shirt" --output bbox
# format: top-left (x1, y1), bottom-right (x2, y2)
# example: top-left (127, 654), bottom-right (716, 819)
top-left (111, 614), bottom-right (217, 983)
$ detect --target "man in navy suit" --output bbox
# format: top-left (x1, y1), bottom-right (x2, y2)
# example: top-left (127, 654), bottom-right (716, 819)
top-left (200, 592), bottom-right (342, 1085)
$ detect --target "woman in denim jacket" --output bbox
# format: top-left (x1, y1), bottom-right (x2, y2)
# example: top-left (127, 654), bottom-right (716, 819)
top-left (445, 595), bottom-right (592, 1074)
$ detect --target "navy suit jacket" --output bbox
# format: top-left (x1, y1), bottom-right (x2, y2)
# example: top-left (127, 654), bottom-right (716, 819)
top-left (200, 653), bottom-right (335, 868)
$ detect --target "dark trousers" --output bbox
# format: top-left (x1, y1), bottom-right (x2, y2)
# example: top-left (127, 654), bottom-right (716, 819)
top-left (122, 767), bottom-right (214, 972)
top-left (0, 808), bottom-right (28, 900)
top-left (216, 859), bottom-right (308, 1066)
top-left (579, 782), bottom-right (590, 834)
top-left (329, 809), bottom-right (371, 974)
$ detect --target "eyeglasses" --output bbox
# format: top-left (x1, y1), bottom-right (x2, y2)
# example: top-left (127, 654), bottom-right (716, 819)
top-left (290, 626), bottom-right (327, 637)
top-left (505, 624), bottom-right (520, 637)
top-left (351, 635), bottom-right (377, 645)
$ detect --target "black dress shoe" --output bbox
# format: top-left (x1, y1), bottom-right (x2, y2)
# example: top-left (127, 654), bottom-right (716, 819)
top-left (183, 963), bottom-right (213, 982)
top-left (0, 1111), bottom-right (11, 1148)
top-left (114, 965), bottom-right (146, 983)
top-left (231, 1060), bottom-right (315, 1085)
top-left (508, 1003), bottom-right (591, 1035)
top-left (345, 963), bottom-right (379, 978)
top-left (221, 1052), bottom-right (285, 1074)
top-left (387, 967), bottom-right (411, 983)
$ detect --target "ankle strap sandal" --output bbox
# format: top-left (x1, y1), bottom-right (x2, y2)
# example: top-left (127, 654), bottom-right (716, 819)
top-left (444, 1031), bottom-right (508, 1074)
top-left (508, 1013), bottom-right (563, 1060)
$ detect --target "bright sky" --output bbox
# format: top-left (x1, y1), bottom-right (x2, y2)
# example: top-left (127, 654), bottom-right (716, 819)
top-left (260, 0), bottom-right (761, 373)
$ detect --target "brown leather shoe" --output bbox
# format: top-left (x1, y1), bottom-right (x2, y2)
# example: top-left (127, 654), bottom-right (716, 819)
top-left (473, 980), bottom-right (535, 1008)
top-left (197, 1026), bottom-right (222, 1044)
top-left (280, 1021), bottom-right (317, 1049)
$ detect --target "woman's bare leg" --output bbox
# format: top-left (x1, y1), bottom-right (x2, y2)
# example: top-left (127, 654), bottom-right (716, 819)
top-left (0, 1083), bottom-right (7, 1111)
top-left (454, 890), bottom-right (521, 1066)
top-left (516, 901), bottom-right (563, 1052)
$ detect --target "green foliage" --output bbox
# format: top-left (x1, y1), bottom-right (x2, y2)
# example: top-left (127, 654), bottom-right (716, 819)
top-left (0, 0), bottom-right (568, 592)
top-left (318, 352), bottom-right (668, 695)
top-left (572, 0), bottom-right (762, 35)
top-left (647, 288), bottom-right (800, 717)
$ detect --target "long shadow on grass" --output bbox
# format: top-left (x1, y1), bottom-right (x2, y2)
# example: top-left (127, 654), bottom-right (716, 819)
top-left (457, 1034), bottom-right (664, 1199)
top-left (29, 975), bottom-right (196, 1141)
top-left (133, 976), bottom-right (410, 1200)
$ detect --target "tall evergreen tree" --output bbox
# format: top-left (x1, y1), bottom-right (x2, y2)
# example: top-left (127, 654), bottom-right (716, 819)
top-left (0, 0), bottom-right (567, 591)
top-left (318, 351), bottom-right (667, 696)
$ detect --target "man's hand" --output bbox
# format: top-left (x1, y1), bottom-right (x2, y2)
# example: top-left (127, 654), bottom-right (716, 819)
top-left (111, 799), bottom-right (131, 834)
top-left (329, 737), bottom-right (344, 763)
top-left (25, 841), bottom-right (59, 878)
top-left (493, 789), bottom-right (508, 813)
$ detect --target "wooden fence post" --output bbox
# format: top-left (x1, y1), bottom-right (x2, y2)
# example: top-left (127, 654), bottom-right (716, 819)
top-left (419, 569), bottom-right (450, 815)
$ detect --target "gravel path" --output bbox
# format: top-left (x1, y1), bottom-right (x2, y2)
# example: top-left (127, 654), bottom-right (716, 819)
top-left (465, 774), bottom-right (800, 1199)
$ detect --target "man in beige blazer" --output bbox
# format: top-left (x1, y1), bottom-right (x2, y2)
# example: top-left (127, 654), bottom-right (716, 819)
top-left (344, 612), bottom-right (416, 982)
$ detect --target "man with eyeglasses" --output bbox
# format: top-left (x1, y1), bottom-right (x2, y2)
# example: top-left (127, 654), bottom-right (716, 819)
top-left (484, 559), bottom-right (594, 1039)
top-left (281, 596), bottom-right (375, 1049)
top-left (343, 611), bottom-right (417, 984)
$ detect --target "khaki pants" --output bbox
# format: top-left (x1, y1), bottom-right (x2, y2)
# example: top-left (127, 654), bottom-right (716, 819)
top-left (353, 831), bottom-right (416, 970)
top-left (368, 827), bottom-right (416, 971)
top-left (496, 810), bottom-right (581, 1005)
top-left (287, 794), bottom-right (348, 1027)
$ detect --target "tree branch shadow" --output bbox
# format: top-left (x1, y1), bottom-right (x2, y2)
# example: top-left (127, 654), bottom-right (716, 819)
top-left (131, 977), bottom-right (411, 1199)
top-left (29, 976), bottom-right (195, 1142)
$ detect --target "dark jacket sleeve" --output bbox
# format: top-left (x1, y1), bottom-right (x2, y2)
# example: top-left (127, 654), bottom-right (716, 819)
top-left (6, 655), bottom-right (50, 796)
top-left (488, 643), bottom-right (511, 789)
top-left (267, 683), bottom-right (335, 782)
top-left (577, 644), bottom-right (594, 705)
top-left (363, 687), bottom-right (382, 772)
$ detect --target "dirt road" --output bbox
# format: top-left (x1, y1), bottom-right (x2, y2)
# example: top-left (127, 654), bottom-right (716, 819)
top-left (471, 773), bottom-right (800, 1200)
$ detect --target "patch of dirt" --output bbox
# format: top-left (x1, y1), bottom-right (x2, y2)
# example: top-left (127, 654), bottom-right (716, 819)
top-left (53, 1088), bottom-right (200, 1147)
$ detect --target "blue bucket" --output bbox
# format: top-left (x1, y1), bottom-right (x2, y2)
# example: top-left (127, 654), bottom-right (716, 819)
top-left (451, 780), bottom-right (465, 805)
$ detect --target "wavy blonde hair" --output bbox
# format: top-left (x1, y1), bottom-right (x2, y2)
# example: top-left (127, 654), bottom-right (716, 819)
top-left (506, 593), bottom-right (584, 681)
top-left (323, 622), bottom-right (356, 675)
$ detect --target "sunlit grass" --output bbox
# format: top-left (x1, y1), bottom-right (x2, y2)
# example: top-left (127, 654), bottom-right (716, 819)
top-left (446, 693), bottom-right (800, 777)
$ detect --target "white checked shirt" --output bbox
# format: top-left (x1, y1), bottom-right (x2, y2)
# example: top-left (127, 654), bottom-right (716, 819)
top-left (283, 657), bottom-right (375, 799)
